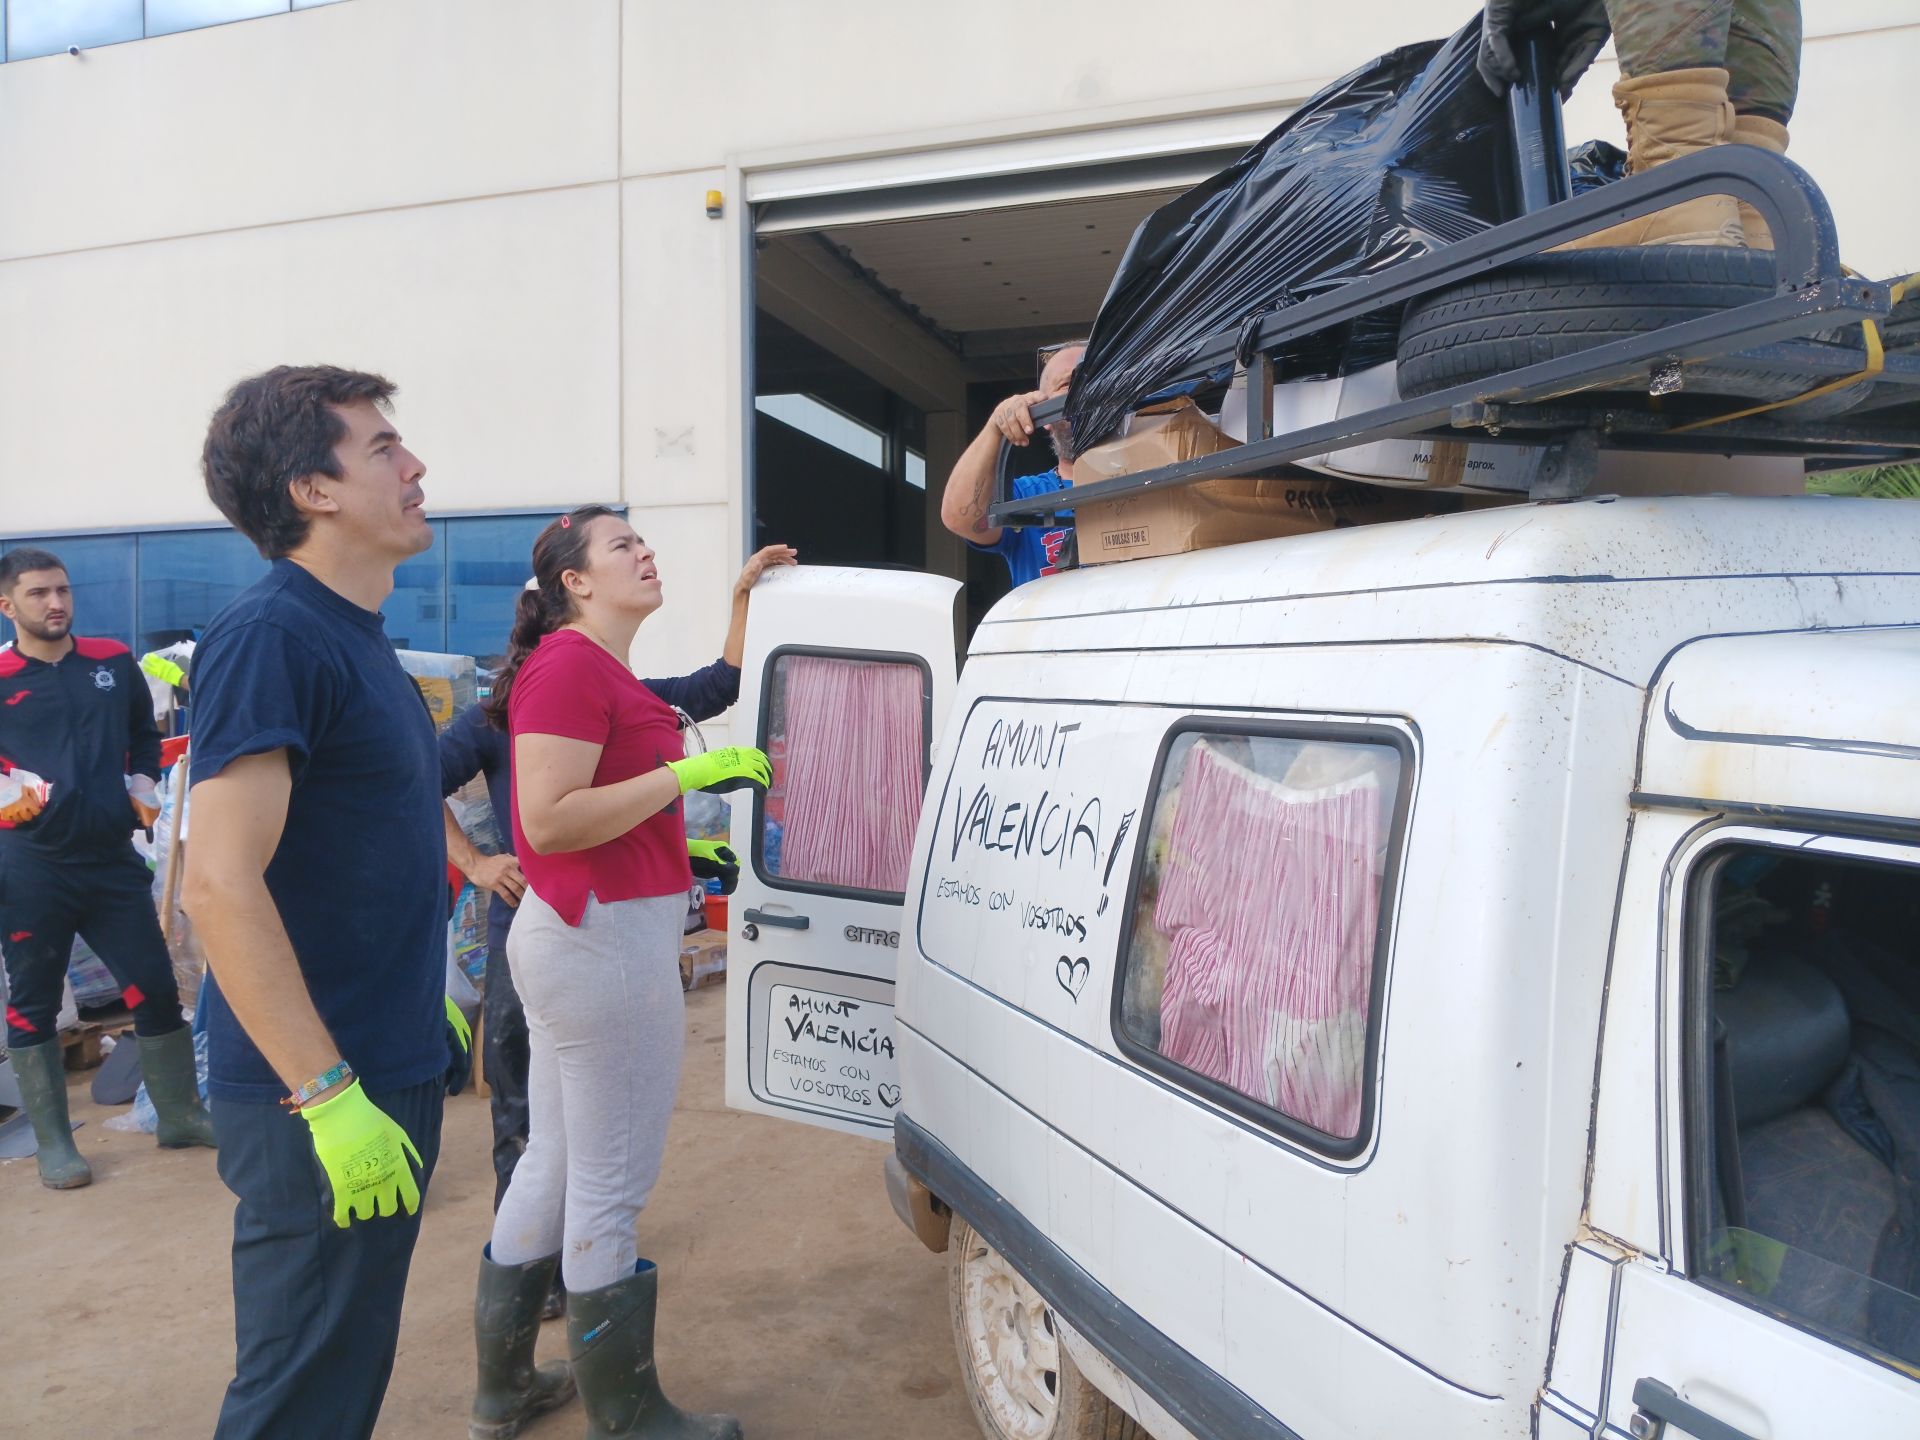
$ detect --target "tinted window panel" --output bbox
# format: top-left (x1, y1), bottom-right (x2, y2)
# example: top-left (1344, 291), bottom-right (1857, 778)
top-left (138, 528), bottom-right (267, 651)
top-left (8, 0), bottom-right (141, 60)
top-left (445, 515), bottom-right (549, 670)
top-left (381, 522), bottom-right (446, 653)
top-left (1, 535), bottom-right (135, 649)
top-left (145, 1), bottom-right (288, 39)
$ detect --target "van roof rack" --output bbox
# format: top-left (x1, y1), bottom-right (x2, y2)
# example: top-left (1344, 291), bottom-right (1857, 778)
top-left (991, 41), bottom-right (1919, 524)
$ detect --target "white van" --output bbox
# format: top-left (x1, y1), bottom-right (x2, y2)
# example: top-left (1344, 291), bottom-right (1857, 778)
top-left (724, 494), bottom-right (1920, 1440)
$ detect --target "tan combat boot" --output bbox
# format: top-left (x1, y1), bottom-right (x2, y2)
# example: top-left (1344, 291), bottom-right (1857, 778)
top-left (1729, 113), bottom-right (1789, 250)
top-left (1561, 66), bottom-right (1745, 249)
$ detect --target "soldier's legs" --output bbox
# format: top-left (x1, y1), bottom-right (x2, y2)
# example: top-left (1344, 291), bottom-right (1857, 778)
top-left (1607, 0), bottom-right (1733, 78)
top-left (1728, 0), bottom-right (1800, 123)
top-left (1607, 0), bottom-right (1798, 120)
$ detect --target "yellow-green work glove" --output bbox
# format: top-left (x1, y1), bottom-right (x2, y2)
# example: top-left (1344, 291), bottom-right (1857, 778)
top-left (688, 839), bottom-right (741, 894)
top-left (666, 746), bottom-right (772, 797)
top-left (141, 652), bottom-right (188, 689)
top-left (299, 1080), bottom-right (424, 1228)
top-left (444, 995), bottom-right (472, 1054)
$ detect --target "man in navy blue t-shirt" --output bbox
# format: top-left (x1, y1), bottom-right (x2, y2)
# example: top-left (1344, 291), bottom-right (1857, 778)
top-left (939, 341), bottom-right (1084, 585)
top-left (184, 365), bottom-right (455, 1440)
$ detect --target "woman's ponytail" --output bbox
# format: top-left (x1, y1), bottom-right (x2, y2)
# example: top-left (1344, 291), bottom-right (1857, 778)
top-left (483, 504), bottom-right (618, 731)
top-left (483, 589), bottom-right (555, 730)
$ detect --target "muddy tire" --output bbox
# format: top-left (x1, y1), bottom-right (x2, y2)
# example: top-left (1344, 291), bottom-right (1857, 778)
top-left (948, 1215), bottom-right (1145, 1440)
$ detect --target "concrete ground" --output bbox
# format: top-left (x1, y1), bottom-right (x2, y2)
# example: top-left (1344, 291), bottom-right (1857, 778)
top-left (1, 986), bottom-right (982, 1439)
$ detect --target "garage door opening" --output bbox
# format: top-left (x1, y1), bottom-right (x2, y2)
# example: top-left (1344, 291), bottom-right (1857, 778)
top-left (750, 184), bottom-right (1199, 631)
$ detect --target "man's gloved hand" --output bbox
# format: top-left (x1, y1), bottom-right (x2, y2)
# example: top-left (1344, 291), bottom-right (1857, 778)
top-left (444, 995), bottom-right (472, 1055)
top-left (688, 839), bottom-right (741, 895)
top-left (0, 767), bottom-right (50, 827)
top-left (443, 995), bottom-right (474, 1096)
top-left (298, 1080), bottom-right (424, 1228)
top-left (140, 652), bottom-right (188, 690)
top-left (127, 774), bottom-right (162, 830)
top-left (666, 747), bottom-right (772, 797)
top-left (1478, 0), bottom-right (1610, 98)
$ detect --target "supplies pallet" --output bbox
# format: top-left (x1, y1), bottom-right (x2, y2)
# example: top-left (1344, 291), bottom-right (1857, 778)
top-left (60, 1023), bottom-right (109, 1072)
top-left (60, 1009), bottom-right (135, 1072)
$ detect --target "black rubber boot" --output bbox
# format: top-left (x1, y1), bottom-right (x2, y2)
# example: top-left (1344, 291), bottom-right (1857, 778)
top-left (10, 1038), bottom-right (92, 1189)
top-left (568, 1261), bottom-right (741, 1439)
top-left (137, 1027), bottom-right (217, 1150)
top-left (470, 1248), bottom-right (576, 1440)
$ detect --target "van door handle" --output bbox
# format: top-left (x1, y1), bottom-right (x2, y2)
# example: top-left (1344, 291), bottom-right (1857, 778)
top-left (741, 908), bottom-right (810, 932)
top-left (1629, 1379), bottom-right (1759, 1440)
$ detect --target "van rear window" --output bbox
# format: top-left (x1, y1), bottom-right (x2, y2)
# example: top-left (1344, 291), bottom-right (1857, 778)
top-left (758, 650), bottom-right (928, 900)
top-left (1116, 727), bottom-right (1405, 1150)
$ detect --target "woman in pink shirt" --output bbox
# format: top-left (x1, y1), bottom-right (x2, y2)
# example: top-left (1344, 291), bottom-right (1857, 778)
top-left (467, 505), bottom-right (781, 1440)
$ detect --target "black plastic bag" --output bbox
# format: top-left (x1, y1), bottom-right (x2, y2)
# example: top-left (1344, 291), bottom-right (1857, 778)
top-left (1569, 138), bottom-right (1627, 195)
top-left (1065, 19), bottom-right (1516, 456)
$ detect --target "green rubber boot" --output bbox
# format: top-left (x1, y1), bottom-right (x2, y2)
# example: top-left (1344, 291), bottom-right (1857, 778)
top-left (10, 1038), bottom-right (92, 1189)
top-left (470, 1248), bottom-right (575, 1440)
top-left (568, 1261), bottom-right (741, 1439)
top-left (137, 1027), bottom-right (217, 1149)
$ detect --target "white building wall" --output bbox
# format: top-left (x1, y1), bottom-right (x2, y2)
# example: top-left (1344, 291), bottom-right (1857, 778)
top-left (0, 0), bottom-right (1915, 689)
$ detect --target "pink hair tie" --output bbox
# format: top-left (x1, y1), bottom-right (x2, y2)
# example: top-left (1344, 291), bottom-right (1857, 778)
top-left (560, 515), bottom-right (572, 528)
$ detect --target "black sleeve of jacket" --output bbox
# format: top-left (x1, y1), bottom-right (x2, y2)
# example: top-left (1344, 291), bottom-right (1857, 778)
top-left (640, 658), bottom-right (742, 723)
top-left (126, 654), bottom-right (163, 780)
top-left (438, 704), bottom-right (489, 799)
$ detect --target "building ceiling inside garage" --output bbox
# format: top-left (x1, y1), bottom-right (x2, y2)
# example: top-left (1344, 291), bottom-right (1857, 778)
top-left (767, 187), bottom-right (1184, 374)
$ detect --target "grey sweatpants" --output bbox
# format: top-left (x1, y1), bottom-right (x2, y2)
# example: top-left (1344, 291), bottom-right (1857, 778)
top-left (489, 888), bottom-right (686, 1292)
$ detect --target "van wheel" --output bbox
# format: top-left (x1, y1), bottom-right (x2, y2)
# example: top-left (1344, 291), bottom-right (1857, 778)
top-left (949, 1216), bottom-right (1145, 1440)
top-left (1395, 247), bottom-right (1870, 418)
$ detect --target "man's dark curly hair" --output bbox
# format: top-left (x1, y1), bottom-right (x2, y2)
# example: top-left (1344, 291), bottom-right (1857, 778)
top-left (201, 365), bottom-right (397, 559)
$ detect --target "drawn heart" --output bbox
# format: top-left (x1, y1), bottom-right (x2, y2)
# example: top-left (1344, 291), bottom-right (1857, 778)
top-left (877, 1083), bottom-right (902, 1109)
top-left (1056, 955), bottom-right (1090, 1003)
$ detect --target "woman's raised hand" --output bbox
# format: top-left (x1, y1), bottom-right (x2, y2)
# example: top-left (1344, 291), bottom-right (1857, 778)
top-left (733, 545), bottom-right (798, 598)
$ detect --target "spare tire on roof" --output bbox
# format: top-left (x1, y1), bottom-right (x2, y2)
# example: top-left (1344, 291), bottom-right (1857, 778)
top-left (1395, 247), bottom-right (1874, 419)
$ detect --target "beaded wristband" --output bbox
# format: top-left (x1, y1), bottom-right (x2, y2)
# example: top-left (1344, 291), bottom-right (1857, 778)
top-left (283, 1061), bottom-right (354, 1110)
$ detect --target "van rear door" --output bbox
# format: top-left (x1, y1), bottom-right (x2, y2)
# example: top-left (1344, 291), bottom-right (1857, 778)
top-left (723, 565), bottom-right (960, 1140)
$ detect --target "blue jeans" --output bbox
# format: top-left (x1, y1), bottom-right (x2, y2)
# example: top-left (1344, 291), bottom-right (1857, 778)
top-left (210, 1078), bottom-right (444, 1440)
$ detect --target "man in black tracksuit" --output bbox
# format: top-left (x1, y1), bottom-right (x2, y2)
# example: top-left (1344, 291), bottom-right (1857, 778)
top-left (0, 547), bottom-right (216, 1188)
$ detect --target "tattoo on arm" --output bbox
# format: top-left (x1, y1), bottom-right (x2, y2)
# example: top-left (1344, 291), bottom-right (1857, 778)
top-left (962, 469), bottom-right (996, 534)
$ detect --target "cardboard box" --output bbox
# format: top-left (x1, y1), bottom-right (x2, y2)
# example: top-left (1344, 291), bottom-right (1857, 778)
top-left (1073, 397), bottom-right (1236, 484)
top-left (1074, 475), bottom-right (1451, 563)
top-left (679, 932), bottom-right (727, 992)
top-left (1072, 398), bottom-right (1447, 564)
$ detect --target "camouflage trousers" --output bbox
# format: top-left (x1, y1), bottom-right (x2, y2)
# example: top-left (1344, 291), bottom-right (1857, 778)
top-left (1606, 0), bottom-right (1802, 122)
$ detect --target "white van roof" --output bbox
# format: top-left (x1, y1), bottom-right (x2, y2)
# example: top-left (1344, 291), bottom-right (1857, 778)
top-left (1639, 625), bottom-right (1920, 818)
top-left (973, 496), bottom-right (1920, 689)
